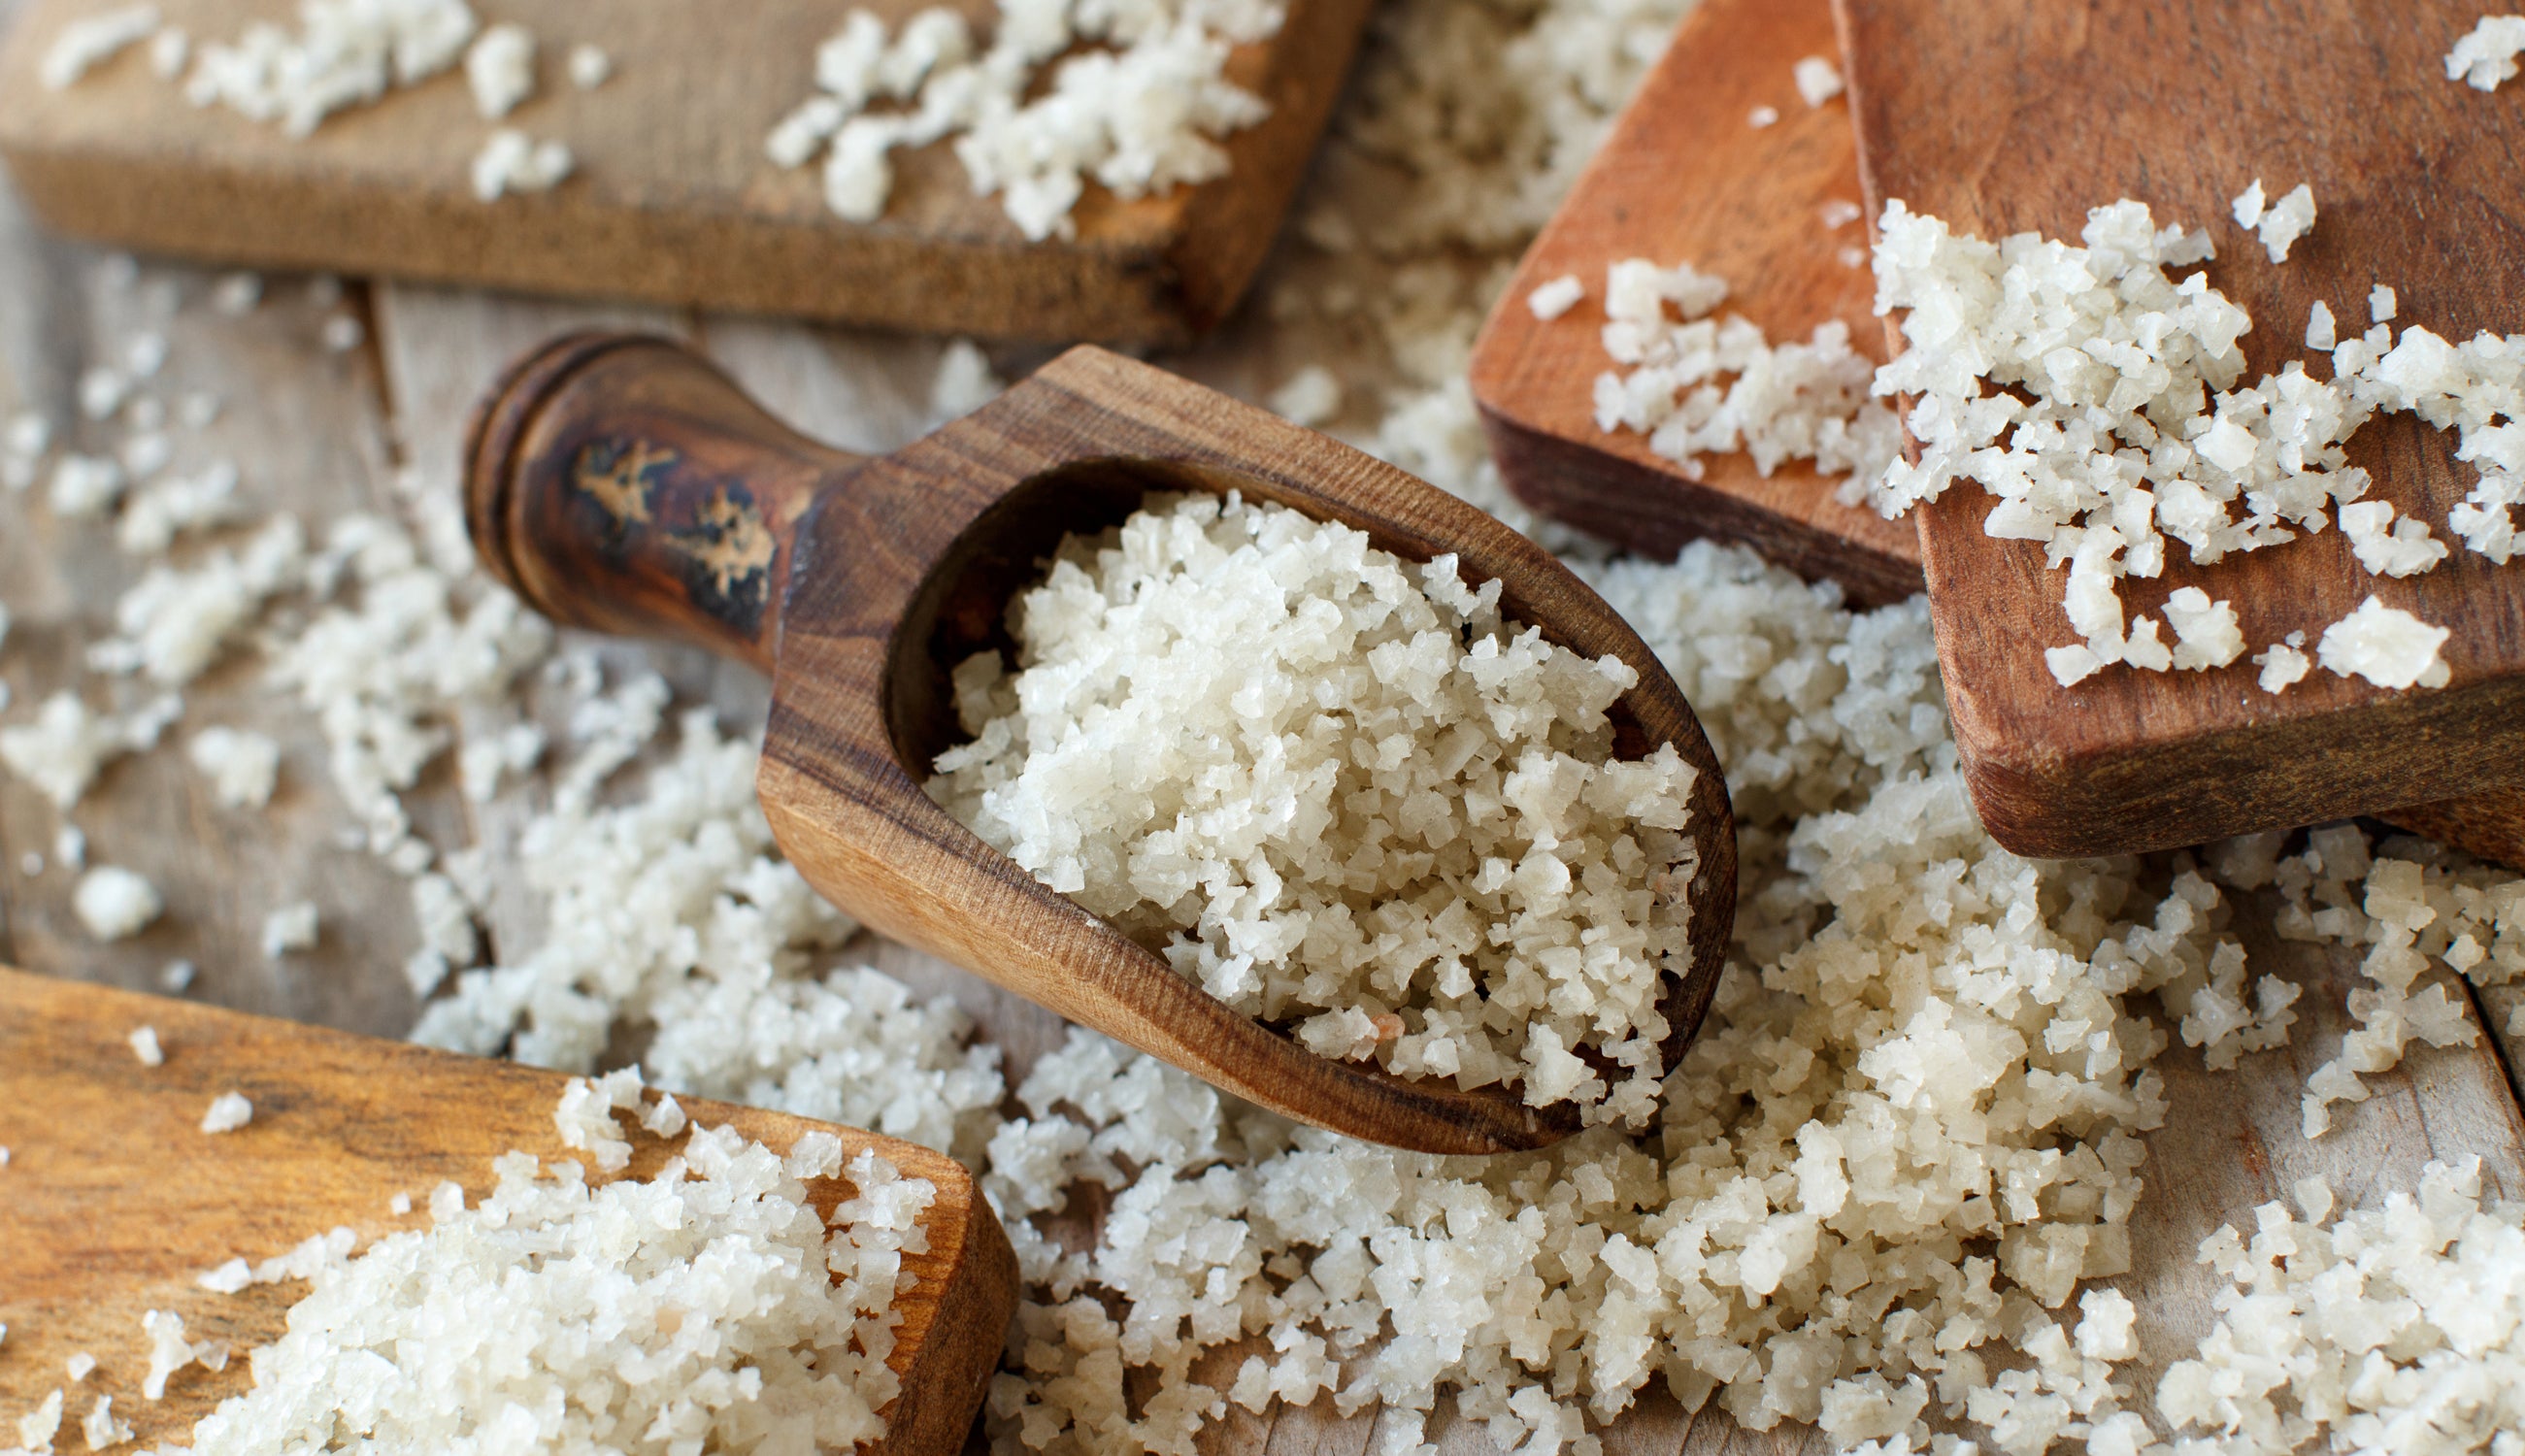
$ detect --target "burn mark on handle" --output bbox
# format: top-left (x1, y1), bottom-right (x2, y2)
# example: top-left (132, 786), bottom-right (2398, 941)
top-left (570, 437), bottom-right (773, 639)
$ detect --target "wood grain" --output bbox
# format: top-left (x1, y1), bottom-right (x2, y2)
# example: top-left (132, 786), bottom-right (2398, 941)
top-left (460, 332), bottom-right (1740, 1156)
top-left (1839, 0), bottom-right (2525, 858)
top-left (0, 965), bottom-right (1018, 1456)
top-left (0, 0), bottom-right (1373, 347)
top-left (1467, 0), bottom-right (1919, 607)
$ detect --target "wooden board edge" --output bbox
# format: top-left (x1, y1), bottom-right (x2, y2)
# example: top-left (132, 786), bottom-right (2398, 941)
top-left (1476, 393), bottom-right (1924, 608)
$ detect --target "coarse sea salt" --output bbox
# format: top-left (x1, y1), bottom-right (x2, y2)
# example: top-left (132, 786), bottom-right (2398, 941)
top-left (931, 493), bottom-right (1700, 1126)
top-left (74, 865), bottom-right (162, 941)
top-left (177, 1087), bottom-right (931, 1456)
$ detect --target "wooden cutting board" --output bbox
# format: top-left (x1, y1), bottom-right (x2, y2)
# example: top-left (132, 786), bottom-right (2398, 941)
top-left (0, 966), bottom-right (1017, 1456)
top-left (0, 0), bottom-right (1369, 346)
top-left (1467, 0), bottom-right (2525, 872)
top-left (1839, 0), bottom-right (2525, 859)
top-left (1466, 0), bottom-right (1919, 608)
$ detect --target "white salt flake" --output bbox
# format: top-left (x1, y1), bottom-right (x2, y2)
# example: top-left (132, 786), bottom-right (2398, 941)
top-left (1268, 364), bottom-right (1343, 425)
top-left (2446, 14), bottom-right (2525, 90)
top-left (188, 726), bottom-right (282, 810)
top-left (1746, 104), bottom-right (1779, 127)
top-left (2257, 182), bottom-right (2316, 263)
top-left (464, 22), bottom-right (535, 118)
top-left (42, 4), bottom-right (160, 88)
top-left (1525, 273), bottom-right (1584, 320)
top-left (200, 1091), bottom-right (252, 1134)
top-left (261, 902), bottom-right (320, 959)
top-left (470, 128), bottom-right (574, 201)
top-left (129, 1025), bottom-right (164, 1067)
top-left (75, 866), bottom-right (162, 942)
top-left (565, 42), bottom-right (612, 89)
top-left (1792, 54), bottom-right (1843, 106)
top-left (2317, 594), bottom-right (2451, 689)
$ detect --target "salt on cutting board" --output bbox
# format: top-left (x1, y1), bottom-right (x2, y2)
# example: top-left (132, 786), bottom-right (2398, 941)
top-left (461, 331), bottom-right (1740, 1157)
top-left (1472, 0), bottom-right (2525, 872)
top-left (0, 965), bottom-right (1017, 1456)
top-left (1840, 0), bottom-right (2525, 860)
top-left (0, 0), bottom-right (1372, 345)
top-left (1468, 0), bottom-right (1918, 608)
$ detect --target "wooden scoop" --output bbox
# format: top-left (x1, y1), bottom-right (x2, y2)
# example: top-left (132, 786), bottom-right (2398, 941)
top-left (461, 332), bottom-right (1739, 1156)
top-left (0, 966), bottom-right (1015, 1456)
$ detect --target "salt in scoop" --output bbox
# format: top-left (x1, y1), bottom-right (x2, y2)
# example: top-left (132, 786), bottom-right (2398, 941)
top-left (464, 333), bottom-right (1738, 1154)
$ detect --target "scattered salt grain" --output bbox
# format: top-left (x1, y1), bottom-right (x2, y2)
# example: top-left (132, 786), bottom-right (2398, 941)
top-left (1267, 363), bottom-right (1343, 425)
top-left (1792, 53), bottom-right (1842, 106)
top-left (2254, 641), bottom-right (2311, 694)
top-left (319, 313), bottom-right (365, 353)
top-left (149, 25), bottom-right (189, 79)
top-left (2256, 182), bottom-right (2316, 263)
top-left (41, 4), bottom-right (160, 89)
top-left (565, 42), bottom-right (611, 89)
top-left (57, 825), bottom-right (86, 870)
top-left (188, 727), bottom-right (281, 810)
top-left (49, 453), bottom-right (129, 519)
top-left (140, 1309), bottom-right (226, 1401)
top-left (74, 866), bottom-right (162, 942)
top-left (776, 1), bottom-right (1286, 240)
top-left (260, 902), bottom-right (319, 959)
top-left (183, 0), bottom-right (481, 137)
top-left (162, 959), bottom-right (197, 993)
top-left (1818, 197), bottom-right (1863, 229)
top-left (129, 1025), bottom-right (163, 1067)
top-left (1746, 103), bottom-right (1778, 127)
top-left (82, 1393), bottom-right (131, 1450)
top-left (1591, 255), bottom-right (1899, 488)
top-left (2316, 593), bottom-right (2451, 689)
top-left (2371, 281), bottom-right (2398, 322)
top-left (210, 273), bottom-right (262, 316)
top-left (66, 1353), bottom-right (95, 1382)
top-left (199, 1091), bottom-right (252, 1134)
top-left (78, 366), bottom-right (129, 421)
top-left (1524, 273), bottom-right (1583, 320)
top-left (2231, 177), bottom-right (2266, 228)
top-left (463, 22), bottom-right (535, 118)
top-left (470, 128), bottom-right (575, 200)
top-left (17, 1390), bottom-right (62, 1452)
top-left (2306, 298), bottom-right (2337, 350)
top-left (2446, 13), bottom-right (2525, 89)
top-left (2340, 498), bottom-right (2449, 577)
top-left (387, 1191), bottom-right (412, 1215)
top-left (928, 339), bottom-right (1002, 423)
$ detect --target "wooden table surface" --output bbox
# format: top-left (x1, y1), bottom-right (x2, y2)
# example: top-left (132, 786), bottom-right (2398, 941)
top-left (4, 7), bottom-right (2525, 1454)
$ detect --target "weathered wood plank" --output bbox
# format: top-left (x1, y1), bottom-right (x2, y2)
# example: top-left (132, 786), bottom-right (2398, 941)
top-left (0, 182), bottom-right (464, 1035)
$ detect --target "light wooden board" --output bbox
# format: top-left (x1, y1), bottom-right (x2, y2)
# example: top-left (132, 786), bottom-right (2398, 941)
top-left (1467, 0), bottom-right (1919, 607)
top-left (0, 967), bottom-right (1016, 1456)
top-left (1839, 0), bottom-right (2525, 860)
top-left (0, 0), bottom-right (1373, 347)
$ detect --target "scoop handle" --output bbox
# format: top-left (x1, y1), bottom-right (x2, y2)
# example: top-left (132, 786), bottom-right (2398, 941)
top-left (463, 333), bottom-right (865, 672)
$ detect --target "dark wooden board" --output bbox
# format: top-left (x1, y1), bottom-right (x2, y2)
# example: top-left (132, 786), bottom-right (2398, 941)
top-left (1468, 0), bottom-right (1919, 607)
top-left (0, 0), bottom-right (1371, 346)
top-left (0, 966), bottom-right (1017, 1456)
top-left (1840, 0), bottom-right (2525, 858)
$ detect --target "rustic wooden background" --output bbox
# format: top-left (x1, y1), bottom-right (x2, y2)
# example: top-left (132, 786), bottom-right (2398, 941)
top-left (3, 2), bottom-right (2524, 1452)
